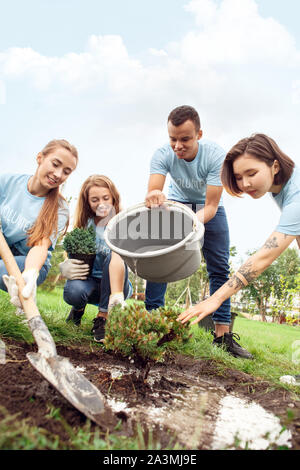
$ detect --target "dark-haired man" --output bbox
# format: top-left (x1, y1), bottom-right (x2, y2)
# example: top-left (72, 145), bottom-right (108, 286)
top-left (144, 105), bottom-right (252, 359)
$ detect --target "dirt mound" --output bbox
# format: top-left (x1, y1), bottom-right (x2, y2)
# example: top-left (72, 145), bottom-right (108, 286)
top-left (0, 338), bottom-right (299, 449)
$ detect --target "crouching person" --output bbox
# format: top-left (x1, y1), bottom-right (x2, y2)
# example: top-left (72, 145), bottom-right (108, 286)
top-left (0, 139), bottom-right (78, 310)
top-left (59, 175), bottom-right (132, 343)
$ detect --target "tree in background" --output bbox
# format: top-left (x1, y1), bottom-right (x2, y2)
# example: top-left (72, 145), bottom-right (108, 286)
top-left (166, 246), bottom-right (238, 306)
top-left (240, 247), bottom-right (300, 321)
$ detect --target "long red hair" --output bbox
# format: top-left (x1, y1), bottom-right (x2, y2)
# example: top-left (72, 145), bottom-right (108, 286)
top-left (27, 139), bottom-right (78, 246)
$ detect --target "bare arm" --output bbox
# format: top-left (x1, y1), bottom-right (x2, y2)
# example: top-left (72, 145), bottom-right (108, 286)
top-left (145, 174), bottom-right (167, 208)
top-left (196, 185), bottom-right (223, 224)
top-left (109, 251), bottom-right (125, 293)
top-left (25, 238), bottom-right (52, 272)
top-left (178, 231), bottom-right (296, 325)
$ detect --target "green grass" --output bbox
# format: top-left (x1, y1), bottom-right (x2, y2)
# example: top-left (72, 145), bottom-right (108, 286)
top-left (0, 287), bottom-right (299, 449)
top-left (178, 318), bottom-right (300, 388)
top-left (1, 287), bottom-right (299, 387)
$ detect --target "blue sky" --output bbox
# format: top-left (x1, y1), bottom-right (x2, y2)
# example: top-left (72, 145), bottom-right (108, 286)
top-left (1, 0), bottom-right (299, 54)
top-left (1, 0), bottom-right (300, 259)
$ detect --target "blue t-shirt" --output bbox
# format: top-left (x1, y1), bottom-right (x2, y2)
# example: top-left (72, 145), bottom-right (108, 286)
top-left (150, 139), bottom-right (225, 204)
top-left (87, 219), bottom-right (111, 279)
top-left (0, 173), bottom-right (69, 266)
top-left (272, 166), bottom-right (300, 236)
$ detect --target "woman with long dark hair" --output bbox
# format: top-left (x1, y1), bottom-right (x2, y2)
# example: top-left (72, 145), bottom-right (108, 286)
top-left (178, 134), bottom-right (299, 358)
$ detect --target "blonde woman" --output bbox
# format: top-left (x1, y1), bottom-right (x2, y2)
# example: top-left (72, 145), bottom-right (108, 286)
top-left (0, 139), bottom-right (78, 309)
top-left (60, 175), bottom-right (132, 342)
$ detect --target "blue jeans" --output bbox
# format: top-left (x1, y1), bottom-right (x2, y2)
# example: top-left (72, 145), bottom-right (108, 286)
top-left (145, 204), bottom-right (231, 325)
top-left (0, 249), bottom-right (49, 292)
top-left (63, 253), bottom-right (133, 313)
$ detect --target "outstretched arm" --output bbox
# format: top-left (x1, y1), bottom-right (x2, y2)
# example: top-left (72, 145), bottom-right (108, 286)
top-left (177, 231), bottom-right (296, 325)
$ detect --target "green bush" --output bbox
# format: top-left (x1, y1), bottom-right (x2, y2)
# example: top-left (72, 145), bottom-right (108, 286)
top-left (103, 302), bottom-right (191, 379)
top-left (62, 226), bottom-right (96, 255)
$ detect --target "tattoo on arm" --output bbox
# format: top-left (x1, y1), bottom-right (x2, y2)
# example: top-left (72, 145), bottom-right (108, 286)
top-left (226, 275), bottom-right (244, 291)
top-left (238, 260), bottom-right (259, 284)
top-left (263, 236), bottom-right (279, 249)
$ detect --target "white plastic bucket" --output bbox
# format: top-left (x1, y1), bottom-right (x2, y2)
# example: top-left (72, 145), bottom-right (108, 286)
top-left (104, 201), bottom-right (204, 282)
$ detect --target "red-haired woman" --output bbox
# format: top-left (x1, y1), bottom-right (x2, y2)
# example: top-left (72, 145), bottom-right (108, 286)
top-left (178, 134), bottom-right (300, 360)
top-left (60, 175), bottom-right (132, 343)
top-left (0, 139), bottom-right (78, 310)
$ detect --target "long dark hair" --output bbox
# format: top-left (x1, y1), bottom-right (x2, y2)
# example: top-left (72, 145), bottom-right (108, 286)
top-left (221, 133), bottom-right (295, 196)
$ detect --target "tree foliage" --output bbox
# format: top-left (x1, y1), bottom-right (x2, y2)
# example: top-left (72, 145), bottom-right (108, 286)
top-left (240, 247), bottom-right (300, 319)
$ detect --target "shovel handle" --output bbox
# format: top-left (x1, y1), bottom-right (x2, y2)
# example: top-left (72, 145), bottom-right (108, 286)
top-left (0, 231), bottom-right (40, 321)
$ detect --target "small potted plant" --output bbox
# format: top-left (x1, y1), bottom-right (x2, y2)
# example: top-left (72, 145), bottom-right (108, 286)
top-left (62, 225), bottom-right (97, 274)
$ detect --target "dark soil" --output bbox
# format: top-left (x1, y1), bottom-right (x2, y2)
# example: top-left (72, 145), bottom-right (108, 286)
top-left (0, 338), bottom-right (299, 449)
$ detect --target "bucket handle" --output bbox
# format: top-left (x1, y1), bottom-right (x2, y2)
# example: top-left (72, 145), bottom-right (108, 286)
top-left (113, 200), bottom-right (200, 232)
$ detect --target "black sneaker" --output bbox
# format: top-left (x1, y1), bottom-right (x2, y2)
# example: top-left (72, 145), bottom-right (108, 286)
top-left (66, 307), bottom-right (85, 326)
top-left (212, 332), bottom-right (253, 360)
top-left (91, 316), bottom-right (106, 343)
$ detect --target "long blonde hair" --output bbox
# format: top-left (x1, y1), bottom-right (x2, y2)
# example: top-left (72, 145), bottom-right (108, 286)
top-left (27, 139), bottom-right (78, 246)
top-left (73, 175), bottom-right (121, 229)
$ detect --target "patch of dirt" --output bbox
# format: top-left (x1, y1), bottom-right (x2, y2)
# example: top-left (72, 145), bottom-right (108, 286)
top-left (0, 338), bottom-right (299, 449)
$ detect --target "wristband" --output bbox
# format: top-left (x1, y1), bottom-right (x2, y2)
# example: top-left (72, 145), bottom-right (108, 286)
top-left (234, 271), bottom-right (249, 287)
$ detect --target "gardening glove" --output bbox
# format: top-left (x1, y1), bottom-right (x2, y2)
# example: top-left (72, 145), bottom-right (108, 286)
top-left (3, 274), bottom-right (22, 308)
top-left (21, 268), bottom-right (39, 302)
top-left (59, 258), bottom-right (90, 280)
top-left (108, 292), bottom-right (127, 314)
top-left (2, 269), bottom-right (38, 309)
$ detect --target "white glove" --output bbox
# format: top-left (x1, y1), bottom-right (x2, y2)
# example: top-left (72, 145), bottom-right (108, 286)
top-left (108, 292), bottom-right (127, 314)
top-left (59, 258), bottom-right (90, 280)
top-left (3, 274), bottom-right (22, 308)
top-left (22, 268), bottom-right (39, 300)
top-left (2, 268), bottom-right (38, 308)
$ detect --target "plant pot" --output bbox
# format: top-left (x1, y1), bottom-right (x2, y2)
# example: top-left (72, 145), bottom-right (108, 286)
top-left (198, 312), bottom-right (237, 332)
top-left (69, 253), bottom-right (96, 275)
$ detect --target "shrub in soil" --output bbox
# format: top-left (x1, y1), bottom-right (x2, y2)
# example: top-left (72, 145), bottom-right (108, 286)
top-left (103, 302), bottom-right (191, 380)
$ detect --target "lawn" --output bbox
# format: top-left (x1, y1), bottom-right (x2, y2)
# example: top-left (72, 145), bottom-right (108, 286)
top-left (1, 286), bottom-right (299, 388)
top-left (0, 287), bottom-right (299, 450)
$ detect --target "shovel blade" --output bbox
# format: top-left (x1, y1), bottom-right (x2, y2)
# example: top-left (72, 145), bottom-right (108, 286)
top-left (27, 352), bottom-right (105, 425)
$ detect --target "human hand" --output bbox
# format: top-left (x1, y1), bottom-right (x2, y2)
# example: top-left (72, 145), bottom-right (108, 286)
top-left (21, 268), bottom-right (39, 300)
top-left (2, 268), bottom-right (38, 308)
top-left (177, 296), bottom-right (221, 325)
top-left (59, 258), bottom-right (90, 280)
top-left (108, 292), bottom-right (127, 314)
top-left (145, 190), bottom-right (166, 208)
top-left (3, 274), bottom-right (22, 308)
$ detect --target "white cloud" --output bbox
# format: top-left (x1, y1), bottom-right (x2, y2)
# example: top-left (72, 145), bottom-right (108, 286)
top-left (0, 80), bottom-right (6, 104)
top-left (0, 0), bottom-right (299, 124)
top-left (1, 0), bottom-right (300, 255)
top-left (148, 48), bottom-right (168, 57)
top-left (182, 0), bottom-right (300, 66)
top-left (292, 80), bottom-right (300, 104)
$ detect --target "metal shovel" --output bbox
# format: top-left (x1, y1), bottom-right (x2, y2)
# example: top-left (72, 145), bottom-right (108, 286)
top-left (0, 231), bottom-right (106, 425)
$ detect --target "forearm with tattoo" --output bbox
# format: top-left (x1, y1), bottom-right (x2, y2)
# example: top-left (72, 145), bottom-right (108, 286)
top-left (238, 260), bottom-right (259, 284)
top-left (225, 259), bottom-right (259, 294)
top-left (226, 275), bottom-right (244, 291)
top-left (263, 236), bottom-right (279, 249)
